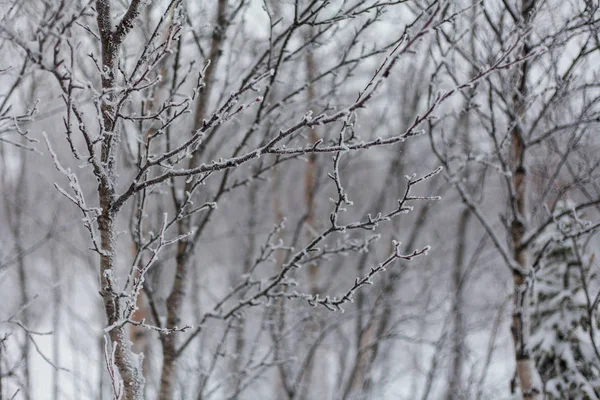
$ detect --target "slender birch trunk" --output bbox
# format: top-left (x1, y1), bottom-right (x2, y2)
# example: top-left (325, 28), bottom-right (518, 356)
top-left (509, 1), bottom-right (539, 397)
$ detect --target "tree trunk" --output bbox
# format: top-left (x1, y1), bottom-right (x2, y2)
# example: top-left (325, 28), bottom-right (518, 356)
top-left (159, 2), bottom-right (228, 398)
top-left (446, 207), bottom-right (469, 399)
top-left (99, 207), bottom-right (145, 399)
top-left (304, 31), bottom-right (320, 295)
top-left (509, 1), bottom-right (539, 398)
top-left (96, 1), bottom-right (145, 397)
top-left (6, 150), bottom-right (31, 400)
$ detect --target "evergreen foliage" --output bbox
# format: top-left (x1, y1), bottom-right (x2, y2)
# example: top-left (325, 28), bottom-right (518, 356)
top-left (531, 201), bottom-right (600, 399)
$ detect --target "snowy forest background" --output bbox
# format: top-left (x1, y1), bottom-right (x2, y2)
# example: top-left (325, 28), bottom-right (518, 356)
top-left (1, 0), bottom-right (600, 399)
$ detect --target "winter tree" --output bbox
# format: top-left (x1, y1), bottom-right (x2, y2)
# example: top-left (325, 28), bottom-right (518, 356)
top-left (1, 1), bottom-right (599, 400)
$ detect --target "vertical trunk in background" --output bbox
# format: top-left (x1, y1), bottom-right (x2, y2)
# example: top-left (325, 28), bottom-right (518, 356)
top-left (304, 30), bottom-right (320, 295)
top-left (343, 58), bottom-right (429, 398)
top-left (271, 161), bottom-right (292, 399)
top-left (5, 147), bottom-right (30, 400)
top-left (343, 290), bottom-right (374, 400)
top-left (446, 8), bottom-right (476, 393)
top-left (130, 255), bottom-right (151, 389)
top-left (16, 178), bottom-right (27, 400)
top-left (265, 4), bottom-right (293, 399)
top-left (445, 112), bottom-right (474, 400)
top-left (298, 25), bottom-right (323, 400)
top-left (342, 154), bottom-right (403, 400)
top-left (51, 245), bottom-right (61, 400)
top-left (232, 184), bottom-right (258, 395)
top-left (446, 207), bottom-right (469, 399)
top-left (128, 6), bottom-right (176, 389)
top-left (129, 159), bottom-right (152, 396)
top-left (159, 2), bottom-right (228, 399)
top-left (509, 1), bottom-right (538, 398)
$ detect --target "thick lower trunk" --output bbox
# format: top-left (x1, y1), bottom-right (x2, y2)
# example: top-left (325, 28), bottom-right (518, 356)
top-left (107, 326), bottom-right (145, 400)
top-left (510, 242), bottom-right (538, 399)
top-left (100, 210), bottom-right (145, 400)
top-left (159, 348), bottom-right (177, 400)
top-left (511, 271), bottom-right (537, 399)
top-left (158, 243), bottom-right (188, 400)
